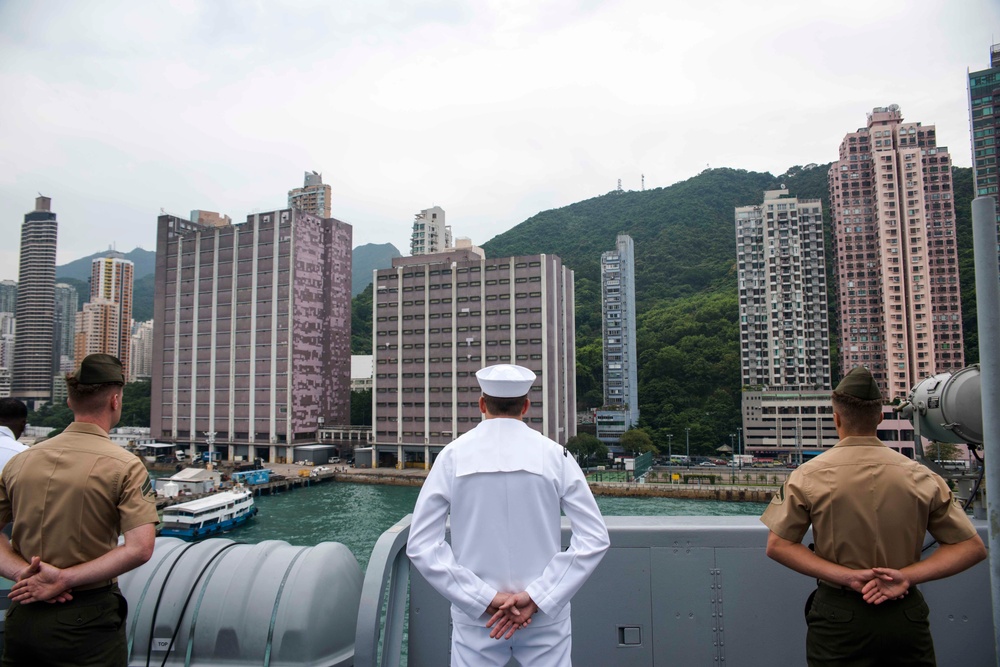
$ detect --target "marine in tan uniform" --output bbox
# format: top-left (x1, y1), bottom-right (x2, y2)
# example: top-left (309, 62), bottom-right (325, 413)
top-left (0, 354), bottom-right (159, 667)
top-left (760, 366), bottom-right (987, 666)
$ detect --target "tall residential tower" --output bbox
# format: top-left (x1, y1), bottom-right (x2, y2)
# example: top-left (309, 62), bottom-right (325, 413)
top-left (596, 234), bottom-right (638, 444)
top-left (85, 252), bottom-right (134, 374)
top-left (12, 196), bottom-right (58, 408)
top-left (828, 105), bottom-right (964, 400)
top-left (968, 43), bottom-right (1000, 266)
top-left (287, 171), bottom-right (332, 218)
top-left (736, 189), bottom-right (831, 389)
top-left (410, 206), bottom-right (451, 256)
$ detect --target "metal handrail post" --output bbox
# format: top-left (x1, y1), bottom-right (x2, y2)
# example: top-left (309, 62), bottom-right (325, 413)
top-left (972, 196), bottom-right (1000, 659)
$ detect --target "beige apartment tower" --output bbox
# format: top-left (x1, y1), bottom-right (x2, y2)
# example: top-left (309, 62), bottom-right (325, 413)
top-left (829, 105), bottom-right (964, 400)
top-left (288, 171), bottom-right (332, 218)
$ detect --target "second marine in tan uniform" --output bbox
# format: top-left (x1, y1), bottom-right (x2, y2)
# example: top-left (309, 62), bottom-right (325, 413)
top-left (761, 366), bottom-right (986, 667)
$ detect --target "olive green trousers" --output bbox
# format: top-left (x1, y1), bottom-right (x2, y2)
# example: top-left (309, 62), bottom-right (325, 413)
top-left (806, 583), bottom-right (935, 667)
top-left (2, 584), bottom-right (127, 667)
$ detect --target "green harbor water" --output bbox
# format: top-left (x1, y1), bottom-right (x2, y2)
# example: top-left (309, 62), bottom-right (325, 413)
top-left (231, 482), bottom-right (768, 568)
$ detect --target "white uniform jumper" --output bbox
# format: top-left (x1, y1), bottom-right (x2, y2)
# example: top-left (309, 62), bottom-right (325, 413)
top-left (407, 418), bottom-right (610, 666)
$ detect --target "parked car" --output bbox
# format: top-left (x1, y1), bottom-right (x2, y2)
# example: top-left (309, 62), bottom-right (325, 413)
top-left (699, 462), bottom-right (717, 467)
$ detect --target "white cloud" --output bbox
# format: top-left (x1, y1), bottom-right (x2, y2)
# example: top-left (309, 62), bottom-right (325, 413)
top-left (0, 0), bottom-right (997, 278)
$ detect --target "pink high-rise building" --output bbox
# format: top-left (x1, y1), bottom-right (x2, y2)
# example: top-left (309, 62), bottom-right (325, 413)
top-left (152, 208), bottom-right (352, 462)
top-left (829, 105), bottom-right (964, 400)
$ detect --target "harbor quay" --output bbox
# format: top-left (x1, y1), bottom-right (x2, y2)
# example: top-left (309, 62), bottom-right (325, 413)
top-left (152, 462), bottom-right (779, 509)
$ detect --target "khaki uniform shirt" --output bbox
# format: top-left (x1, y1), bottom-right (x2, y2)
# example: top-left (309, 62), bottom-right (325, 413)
top-left (0, 422), bottom-right (159, 585)
top-left (761, 436), bottom-right (977, 572)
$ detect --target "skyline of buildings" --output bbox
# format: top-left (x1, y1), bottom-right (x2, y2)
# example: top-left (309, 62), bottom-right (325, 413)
top-left (11, 196), bottom-right (58, 409)
top-left (53, 282), bottom-right (78, 372)
top-left (151, 206), bottom-right (353, 462)
top-left (596, 234), bottom-right (638, 447)
top-left (736, 189), bottom-right (832, 390)
top-left (6, 42), bottom-right (998, 462)
top-left (828, 105), bottom-right (965, 401)
top-left (370, 248), bottom-right (576, 468)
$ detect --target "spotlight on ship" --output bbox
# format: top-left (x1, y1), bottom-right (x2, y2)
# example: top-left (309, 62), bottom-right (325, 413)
top-left (898, 365), bottom-right (983, 446)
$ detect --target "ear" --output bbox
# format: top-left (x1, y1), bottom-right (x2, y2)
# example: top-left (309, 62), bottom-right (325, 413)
top-left (479, 396), bottom-right (487, 414)
top-left (832, 411), bottom-right (841, 429)
top-left (521, 399), bottom-right (530, 416)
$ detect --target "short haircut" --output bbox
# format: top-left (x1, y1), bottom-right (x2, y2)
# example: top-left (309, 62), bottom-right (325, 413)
top-left (0, 398), bottom-right (27, 423)
top-left (831, 390), bottom-right (883, 433)
top-left (65, 374), bottom-right (123, 414)
top-left (482, 393), bottom-right (528, 417)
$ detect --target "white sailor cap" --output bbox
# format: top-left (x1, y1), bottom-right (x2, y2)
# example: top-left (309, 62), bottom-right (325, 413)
top-left (475, 364), bottom-right (536, 398)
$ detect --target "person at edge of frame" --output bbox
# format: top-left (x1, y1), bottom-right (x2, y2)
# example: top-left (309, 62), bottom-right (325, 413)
top-left (0, 354), bottom-right (160, 667)
top-left (760, 365), bottom-right (987, 667)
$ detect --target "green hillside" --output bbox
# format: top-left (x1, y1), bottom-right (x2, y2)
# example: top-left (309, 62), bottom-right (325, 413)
top-left (479, 165), bottom-right (978, 454)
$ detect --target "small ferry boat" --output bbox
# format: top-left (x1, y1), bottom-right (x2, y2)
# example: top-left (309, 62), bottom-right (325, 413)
top-left (159, 485), bottom-right (258, 540)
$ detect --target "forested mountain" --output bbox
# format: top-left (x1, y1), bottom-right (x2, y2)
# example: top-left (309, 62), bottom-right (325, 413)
top-left (351, 165), bottom-right (978, 455)
top-left (352, 243), bottom-right (402, 296)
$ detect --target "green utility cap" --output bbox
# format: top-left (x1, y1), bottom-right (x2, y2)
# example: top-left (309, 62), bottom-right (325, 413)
top-left (834, 366), bottom-right (882, 400)
top-left (75, 354), bottom-right (125, 385)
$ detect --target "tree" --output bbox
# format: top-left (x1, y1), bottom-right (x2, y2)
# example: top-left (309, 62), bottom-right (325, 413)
top-left (566, 433), bottom-right (607, 464)
top-left (928, 441), bottom-right (962, 461)
top-left (619, 428), bottom-right (658, 455)
top-left (351, 389), bottom-right (372, 427)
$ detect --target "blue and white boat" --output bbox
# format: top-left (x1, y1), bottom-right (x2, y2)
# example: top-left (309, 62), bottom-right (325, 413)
top-left (159, 485), bottom-right (258, 540)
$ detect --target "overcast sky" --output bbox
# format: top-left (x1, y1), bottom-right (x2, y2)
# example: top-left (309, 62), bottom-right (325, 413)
top-left (1, 0), bottom-right (997, 280)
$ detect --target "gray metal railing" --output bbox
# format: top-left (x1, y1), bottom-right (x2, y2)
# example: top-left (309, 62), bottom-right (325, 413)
top-left (354, 515), bottom-right (413, 667)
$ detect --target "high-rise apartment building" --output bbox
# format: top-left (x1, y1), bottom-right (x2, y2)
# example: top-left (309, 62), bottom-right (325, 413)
top-left (596, 234), bottom-right (638, 444)
top-left (152, 208), bottom-right (352, 463)
top-left (12, 196), bottom-right (58, 408)
top-left (829, 105), bottom-right (964, 400)
top-left (86, 252), bottom-right (134, 374)
top-left (371, 250), bottom-right (576, 468)
top-left (968, 43), bottom-right (1000, 263)
top-left (54, 282), bottom-right (78, 369)
top-left (287, 171), bottom-right (332, 218)
top-left (0, 312), bottom-right (15, 370)
top-left (74, 301), bottom-right (120, 364)
top-left (410, 206), bottom-right (452, 256)
top-left (130, 319), bottom-right (155, 382)
top-left (736, 190), bottom-right (831, 389)
top-left (0, 280), bottom-right (17, 315)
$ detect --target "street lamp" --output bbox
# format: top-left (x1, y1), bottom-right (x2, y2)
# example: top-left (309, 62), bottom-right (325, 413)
top-left (666, 433), bottom-right (673, 476)
top-left (685, 427), bottom-right (690, 461)
top-left (729, 433), bottom-right (736, 480)
top-left (737, 427), bottom-right (743, 468)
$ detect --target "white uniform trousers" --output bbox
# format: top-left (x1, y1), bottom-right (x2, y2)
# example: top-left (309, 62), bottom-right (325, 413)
top-left (451, 617), bottom-right (572, 667)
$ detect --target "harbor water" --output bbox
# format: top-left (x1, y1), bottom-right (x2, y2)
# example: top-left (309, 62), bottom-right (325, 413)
top-left (231, 481), bottom-right (768, 568)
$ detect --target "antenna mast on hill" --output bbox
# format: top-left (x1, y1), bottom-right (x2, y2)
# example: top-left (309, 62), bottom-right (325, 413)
top-left (617, 179), bottom-right (623, 193)
top-left (642, 174), bottom-right (645, 191)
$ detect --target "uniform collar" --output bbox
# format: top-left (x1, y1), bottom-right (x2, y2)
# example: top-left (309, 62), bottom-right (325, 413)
top-left (833, 435), bottom-right (885, 448)
top-left (65, 422), bottom-right (112, 438)
top-left (0, 426), bottom-right (15, 440)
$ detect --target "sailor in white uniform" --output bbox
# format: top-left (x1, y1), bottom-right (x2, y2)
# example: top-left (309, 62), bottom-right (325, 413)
top-left (407, 364), bottom-right (610, 667)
